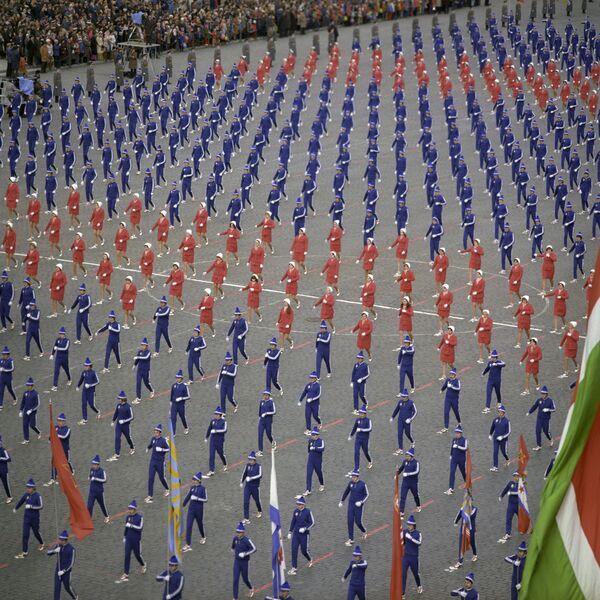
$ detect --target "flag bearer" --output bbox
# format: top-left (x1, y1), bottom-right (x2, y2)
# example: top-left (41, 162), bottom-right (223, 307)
top-left (402, 515), bottom-right (423, 596)
top-left (287, 495), bottom-right (314, 575)
top-left (144, 424), bottom-right (170, 503)
top-left (342, 546), bottom-right (367, 600)
top-left (156, 555), bottom-right (185, 599)
top-left (47, 529), bottom-right (77, 600)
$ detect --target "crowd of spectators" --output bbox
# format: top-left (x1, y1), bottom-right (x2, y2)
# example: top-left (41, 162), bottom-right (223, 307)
top-left (0, 0), bottom-right (464, 77)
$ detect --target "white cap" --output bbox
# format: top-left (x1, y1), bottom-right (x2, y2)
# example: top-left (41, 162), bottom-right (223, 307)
top-left (172, 262), bottom-right (180, 268)
top-left (442, 283), bottom-right (449, 290)
top-left (448, 325), bottom-right (455, 332)
top-left (204, 288), bottom-right (211, 294)
top-left (56, 263), bottom-right (63, 269)
top-left (97, 201), bottom-right (102, 207)
top-left (125, 276), bottom-right (133, 282)
top-left (71, 183), bottom-right (78, 190)
top-left (75, 231), bottom-right (82, 237)
top-left (367, 274), bottom-right (374, 280)
top-left (9, 176), bottom-right (16, 182)
top-left (255, 238), bottom-right (262, 244)
top-left (476, 270), bottom-right (483, 276)
top-left (216, 252), bottom-right (223, 259)
top-left (284, 298), bottom-right (291, 305)
top-left (103, 252), bottom-right (110, 259)
top-left (570, 320), bottom-right (577, 327)
top-left (186, 229), bottom-right (192, 235)
top-left (559, 281), bottom-right (566, 287)
top-left (439, 247), bottom-right (446, 253)
top-left (160, 210), bottom-right (166, 216)
top-left (288, 261), bottom-right (295, 266)
top-left (522, 295), bottom-right (529, 301)
top-left (482, 309), bottom-right (490, 315)
top-left (6, 221), bottom-right (13, 228)
top-left (144, 242), bottom-right (151, 248)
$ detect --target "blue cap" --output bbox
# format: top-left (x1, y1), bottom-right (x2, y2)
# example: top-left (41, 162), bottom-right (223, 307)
top-left (57, 413), bottom-right (66, 421)
top-left (234, 307), bottom-right (242, 315)
top-left (403, 335), bottom-right (412, 343)
top-left (540, 385), bottom-right (549, 394)
top-left (1, 271), bottom-right (8, 278)
top-left (399, 389), bottom-right (409, 398)
top-left (160, 295), bottom-right (167, 302)
top-left (58, 326), bottom-right (67, 334)
top-left (349, 469), bottom-right (360, 477)
top-left (455, 425), bottom-right (463, 433)
top-left (406, 515), bottom-right (416, 525)
top-left (168, 555), bottom-right (179, 566)
top-left (1, 346), bottom-right (9, 354)
top-left (236, 522), bottom-right (246, 533)
top-left (117, 391), bottom-right (127, 400)
top-left (128, 500), bottom-right (137, 509)
top-left (309, 371), bottom-right (318, 379)
top-left (518, 541), bottom-right (528, 551)
top-left (141, 337), bottom-right (149, 345)
top-left (193, 325), bottom-right (201, 333)
top-left (58, 530), bottom-right (69, 540)
top-left (247, 451), bottom-right (257, 460)
top-left (490, 349), bottom-right (498, 357)
top-left (358, 407), bottom-right (367, 415)
top-left (406, 448), bottom-right (415, 457)
top-left (26, 377), bottom-right (34, 386)
top-left (281, 582), bottom-right (291, 592)
top-left (296, 495), bottom-right (306, 505)
top-left (79, 283), bottom-right (86, 291)
top-left (84, 357), bottom-right (93, 366)
top-left (311, 427), bottom-right (320, 435)
top-left (175, 369), bottom-right (184, 379)
top-left (225, 351), bottom-right (232, 360)
top-left (91, 455), bottom-right (100, 464)
top-left (356, 351), bottom-right (364, 359)
top-left (449, 368), bottom-right (457, 375)
top-left (352, 545), bottom-right (363, 556)
top-left (154, 424), bottom-right (163, 432)
top-left (498, 404), bottom-right (506, 412)
top-left (23, 277), bottom-right (31, 284)
top-left (108, 310), bottom-right (116, 318)
top-left (214, 406), bottom-right (225, 415)
top-left (320, 320), bottom-right (327, 328)
top-left (26, 478), bottom-right (36, 487)
top-left (193, 472), bottom-right (203, 482)
top-left (262, 389), bottom-right (271, 396)
top-left (269, 337), bottom-right (278, 345)
top-left (465, 573), bottom-right (475, 583)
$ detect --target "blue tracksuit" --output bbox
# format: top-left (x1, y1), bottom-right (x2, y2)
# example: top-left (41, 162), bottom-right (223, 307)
top-left (391, 398), bottom-right (417, 450)
top-left (87, 467), bottom-right (108, 517)
top-left (449, 436), bottom-right (468, 490)
top-left (343, 558), bottom-right (367, 600)
top-left (20, 388), bottom-right (41, 441)
top-left (227, 318), bottom-right (249, 363)
top-left (146, 435), bottom-right (169, 497)
top-left (133, 348), bottom-right (153, 401)
top-left (263, 347), bottom-right (282, 392)
top-left (111, 402), bottom-right (134, 455)
top-left (51, 337), bottom-right (71, 387)
top-left (306, 437), bottom-right (325, 492)
top-left (298, 381), bottom-right (322, 431)
top-left (96, 320), bottom-right (121, 369)
top-left (217, 363), bottom-right (238, 412)
top-left (241, 462), bottom-right (262, 519)
top-left (490, 416), bottom-right (511, 468)
top-left (402, 528), bottom-right (422, 595)
top-left (15, 491), bottom-right (44, 552)
top-left (569, 240), bottom-right (586, 279)
top-left (70, 294), bottom-right (92, 341)
top-left (351, 361), bottom-right (370, 410)
top-left (77, 367), bottom-right (99, 420)
top-left (441, 377), bottom-right (462, 429)
top-left (24, 307), bottom-right (43, 357)
top-left (397, 458), bottom-right (420, 513)
top-left (500, 480), bottom-right (519, 535)
top-left (504, 552), bottom-right (527, 600)
top-left (349, 417), bottom-right (372, 470)
top-left (206, 418), bottom-right (227, 472)
top-left (183, 483), bottom-right (207, 544)
top-left (258, 398), bottom-right (276, 452)
top-left (482, 359), bottom-right (505, 409)
top-left (123, 512), bottom-right (145, 575)
top-left (397, 344), bottom-right (415, 391)
top-left (0, 356), bottom-right (16, 408)
top-left (315, 331), bottom-right (332, 378)
top-left (341, 479), bottom-right (369, 540)
top-left (231, 535), bottom-right (256, 599)
top-left (527, 396), bottom-right (556, 446)
top-left (289, 507), bottom-right (314, 568)
top-left (170, 382), bottom-right (190, 434)
top-left (186, 334), bottom-right (206, 382)
top-left (153, 305), bottom-right (172, 353)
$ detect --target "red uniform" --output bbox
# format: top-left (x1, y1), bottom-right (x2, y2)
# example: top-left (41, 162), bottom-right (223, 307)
top-left (470, 277), bottom-right (485, 305)
top-left (361, 280), bottom-right (376, 308)
top-left (152, 216), bottom-right (169, 242)
top-left (140, 248), bottom-right (154, 277)
top-left (315, 292), bottom-right (335, 320)
top-left (438, 332), bottom-right (457, 364)
top-left (515, 302), bottom-right (534, 330)
top-left (114, 227), bottom-right (130, 252)
top-left (521, 345), bottom-right (542, 374)
top-left (45, 216), bottom-right (61, 244)
top-left (213, 62), bottom-right (224, 82)
top-left (27, 197), bottom-right (40, 224)
top-left (206, 258), bottom-right (227, 285)
top-left (584, 275), bottom-right (594, 305)
top-left (390, 234), bottom-right (409, 260)
top-left (398, 269), bottom-right (415, 294)
top-left (476, 315), bottom-right (493, 345)
top-left (24, 247), bottom-right (40, 277)
top-left (277, 306), bottom-right (294, 335)
top-left (352, 317), bottom-right (373, 351)
top-left (50, 270), bottom-right (67, 302)
top-left (291, 234), bottom-right (308, 263)
top-left (70, 237), bottom-right (85, 264)
top-left (436, 290), bottom-right (454, 318)
top-left (97, 257), bottom-right (113, 285)
top-left (281, 266), bottom-right (300, 296)
top-left (243, 280), bottom-right (262, 310)
top-left (198, 295), bottom-right (215, 325)
top-left (545, 288), bottom-right (568, 317)
top-left (193, 207), bottom-right (209, 235)
top-left (90, 206), bottom-right (105, 231)
top-left (461, 245), bottom-right (484, 270)
top-left (399, 306), bottom-right (413, 332)
top-left (125, 196), bottom-right (142, 225)
top-left (538, 250), bottom-right (557, 279)
top-left (258, 216), bottom-right (276, 244)
top-left (3, 229), bottom-right (16, 255)
top-left (322, 256), bottom-right (340, 285)
top-left (166, 268), bottom-right (185, 298)
top-left (67, 189), bottom-right (80, 216)
top-left (4, 181), bottom-right (19, 210)
top-left (359, 244), bottom-right (379, 272)
top-left (508, 263), bottom-right (523, 293)
top-left (120, 282), bottom-right (137, 311)
top-left (432, 254), bottom-right (448, 283)
top-left (327, 225), bottom-right (344, 254)
top-left (220, 228), bottom-right (241, 253)
top-left (247, 246), bottom-right (265, 275)
top-left (179, 234), bottom-right (196, 264)
top-left (560, 329), bottom-right (580, 358)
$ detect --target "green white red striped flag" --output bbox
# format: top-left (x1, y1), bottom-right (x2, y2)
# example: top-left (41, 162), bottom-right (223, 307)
top-left (521, 248), bottom-right (600, 599)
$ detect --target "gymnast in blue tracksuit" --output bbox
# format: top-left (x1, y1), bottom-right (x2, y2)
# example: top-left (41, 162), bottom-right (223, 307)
top-left (315, 321), bottom-right (332, 378)
top-left (75, 357), bottom-right (99, 423)
top-left (440, 369), bottom-right (462, 432)
top-left (217, 352), bottom-right (238, 412)
top-left (263, 337), bottom-right (282, 393)
top-left (95, 311), bottom-right (121, 371)
top-left (447, 425), bottom-right (468, 493)
top-left (306, 428), bottom-right (325, 494)
top-left (14, 478), bottom-right (44, 556)
top-left (205, 407), bottom-right (228, 475)
top-left (169, 370), bottom-right (190, 434)
top-left (105, 176), bottom-right (119, 219)
top-left (340, 470), bottom-right (369, 543)
top-left (19, 377), bottom-right (41, 442)
top-left (397, 448), bottom-right (421, 514)
top-left (298, 371), bottom-right (322, 434)
top-left (182, 472), bottom-right (207, 549)
top-left (119, 500), bottom-right (145, 581)
top-left (145, 424), bottom-right (169, 501)
top-left (402, 515), bottom-right (423, 596)
top-left (50, 327), bottom-right (71, 389)
top-left (343, 546), bottom-right (367, 600)
top-left (257, 390), bottom-right (276, 453)
top-left (0, 346), bottom-right (16, 409)
top-left (153, 296), bottom-right (172, 354)
top-left (231, 523), bottom-right (256, 600)
top-left (490, 405), bottom-right (511, 470)
top-left (568, 233), bottom-right (586, 280)
top-left (110, 391), bottom-right (135, 460)
top-left (69, 284), bottom-right (92, 342)
top-left (287, 496), bottom-right (314, 571)
top-left (350, 351), bottom-right (369, 411)
top-left (227, 308), bottom-right (249, 364)
top-left (133, 338), bottom-right (154, 403)
top-left (390, 389), bottom-right (417, 454)
top-left (186, 326), bottom-right (206, 383)
top-left (166, 182), bottom-right (181, 226)
top-left (397, 336), bottom-right (415, 392)
top-left (180, 159), bottom-right (193, 200)
top-left (499, 472), bottom-right (521, 537)
top-left (348, 408), bottom-right (372, 470)
top-left (499, 224), bottom-right (514, 272)
top-left (240, 452), bottom-right (262, 521)
top-left (526, 385), bottom-right (556, 449)
top-left (87, 455), bottom-right (109, 520)
top-left (425, 217), bottom-right (443, 261)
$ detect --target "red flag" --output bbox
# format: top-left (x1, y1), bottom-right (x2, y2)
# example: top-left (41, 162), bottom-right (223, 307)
top-left (464, 447), bottom-right (473, 491)
top-left (49, 403), bottom-right (95, 540)
top-left (518, 434), bottom-right (530, 477)
top-left (390, 471), bottom-right (404, 600)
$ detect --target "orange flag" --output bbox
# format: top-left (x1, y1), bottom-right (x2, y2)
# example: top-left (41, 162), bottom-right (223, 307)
top-left (49, 403), bottom-right (95, 540)
top-left (464, 447), bottom-right (473, 491)
top-left (518, 434), bottom-right (530, 477)
top-left (390, 471), bottom-right (404, 600)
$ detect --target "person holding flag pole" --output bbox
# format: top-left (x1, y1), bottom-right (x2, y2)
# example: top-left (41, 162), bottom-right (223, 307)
top-left (270, 446), bottom-right (287, 599)
top-left (167, 419), bottom-right (183, 564)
